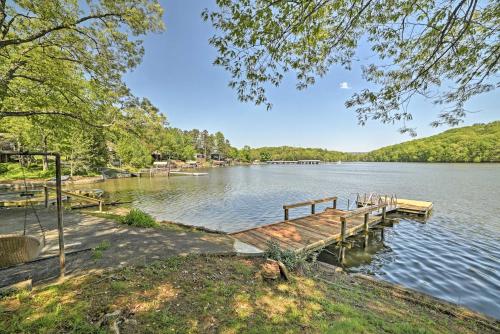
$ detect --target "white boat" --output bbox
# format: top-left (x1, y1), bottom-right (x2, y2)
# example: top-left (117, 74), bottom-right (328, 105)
top-left (336, 160), bottom-right (342, 165)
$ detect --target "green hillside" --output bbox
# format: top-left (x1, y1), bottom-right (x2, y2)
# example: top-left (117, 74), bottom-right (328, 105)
top-left (248, 122), bottom-right (500, 163)
top-left (363, 121), bottom-right (500, 162)
top-left (249, 146), bottom-right (349, 162)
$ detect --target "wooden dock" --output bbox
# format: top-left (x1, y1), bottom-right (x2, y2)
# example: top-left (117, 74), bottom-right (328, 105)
top-left (231, 196), bottom-right (388, 257)
top-left (231, 194), bottom-right (433, 260)
top-left (356, 193), bottom-right (433, 217)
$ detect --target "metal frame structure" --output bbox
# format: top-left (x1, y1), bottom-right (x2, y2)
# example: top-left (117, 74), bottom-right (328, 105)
top-left (0, 151), bottom-right (65, 279)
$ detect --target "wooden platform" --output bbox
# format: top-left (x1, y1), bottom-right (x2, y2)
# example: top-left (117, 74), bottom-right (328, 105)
top-left (231, 202), bottom-right (385, 253)
top-left (356, 195), bottom-right (433, 217)
top-left (231, 194), bottom-right (433, 254)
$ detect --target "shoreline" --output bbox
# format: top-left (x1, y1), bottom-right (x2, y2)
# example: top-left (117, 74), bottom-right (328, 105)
top-left (2, 161), bottom-right (499, 186)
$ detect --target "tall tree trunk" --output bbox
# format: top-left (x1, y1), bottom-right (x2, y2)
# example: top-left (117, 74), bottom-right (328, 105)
top-left (70, 150), bottom-right (74, 177)
top-left (42, 135), bottom-right (49, 171)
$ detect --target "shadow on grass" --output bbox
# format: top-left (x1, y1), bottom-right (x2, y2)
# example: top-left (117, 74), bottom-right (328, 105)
top-left (1, 255), bottom-right (498, 334)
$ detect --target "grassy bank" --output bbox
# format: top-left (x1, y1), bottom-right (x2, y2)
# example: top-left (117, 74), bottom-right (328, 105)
top-left (1, 255), bottom-right (497, 334)
top-left (0, 162), bottom-right (100, 181)
top-left (0, 162), bottom-right (55, 180)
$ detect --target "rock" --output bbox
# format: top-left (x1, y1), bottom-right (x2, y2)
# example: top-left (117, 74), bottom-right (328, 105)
top-left (277, 261), bottom-right (290, 280)
top-left (261, 259), bottom-right (280, 280)
top-left (96, 309), bottom-right (122, 328)
top-left (110, 319), bottom-right (120, 334)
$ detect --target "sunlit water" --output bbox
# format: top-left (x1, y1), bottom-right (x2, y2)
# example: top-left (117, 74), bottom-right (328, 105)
top-left (75, 163), bottom-right (500, 318)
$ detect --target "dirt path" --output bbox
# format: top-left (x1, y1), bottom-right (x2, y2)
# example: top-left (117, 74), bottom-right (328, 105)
top-left (0, 208), bottom-right (236, 287)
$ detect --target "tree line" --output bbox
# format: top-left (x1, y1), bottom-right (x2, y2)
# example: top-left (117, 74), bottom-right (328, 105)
top-left (360, 122), bottom-right (500, 163)
top-left (249, 122), bottom-right (500, 163)
top-left (0, 98), bottom-right (239, 174)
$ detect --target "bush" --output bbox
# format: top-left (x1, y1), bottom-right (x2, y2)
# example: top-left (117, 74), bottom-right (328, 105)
top-left (264, 240), bottom-right (317, 272)
top-left (121, 209), bottom-right (158, 228)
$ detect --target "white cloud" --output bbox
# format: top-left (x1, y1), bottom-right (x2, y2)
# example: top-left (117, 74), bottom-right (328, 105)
top-left (339, 82), bottom-right (351, 89)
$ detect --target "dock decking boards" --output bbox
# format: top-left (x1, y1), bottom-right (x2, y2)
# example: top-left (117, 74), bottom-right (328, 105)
top-left (231, 208), bottom-right (382, 253)
top-left (231, 196), bottom-right (433, 253)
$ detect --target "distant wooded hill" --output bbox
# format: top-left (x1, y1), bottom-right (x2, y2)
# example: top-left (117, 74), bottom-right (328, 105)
top-left (251, 122), bottom-right (500, 163)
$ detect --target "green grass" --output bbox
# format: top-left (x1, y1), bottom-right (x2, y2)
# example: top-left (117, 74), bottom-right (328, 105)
top-left (0, 162), bottom-right (99, 181)
top-left (120, 209), bottom-right (158, 228)
top-left (0, 255), bottom-right (496, 334)
top-left (91, 240), bottom-right (111, 260)
top-left (0, 162), bottom-right (55, 180)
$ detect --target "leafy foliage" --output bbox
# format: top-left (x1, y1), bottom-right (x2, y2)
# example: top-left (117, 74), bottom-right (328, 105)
top-left (265, 240), bottom-right (316, 272)
top-left (204, 0), bottom-right (499, 134)
top-left (120, 209), bottom-right (158, 228)
top-left (0, 0), bottom-right (164, 125)
top-left (250, 146), bottom-right (348, 162)
top-left (362, 121), bottom-right (500, 162)
top-left (244, 122), bottom-right (500, 163)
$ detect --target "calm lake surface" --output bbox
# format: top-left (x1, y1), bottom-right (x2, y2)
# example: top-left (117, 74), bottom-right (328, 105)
top-left (77, 163), bottom-right (500, 318)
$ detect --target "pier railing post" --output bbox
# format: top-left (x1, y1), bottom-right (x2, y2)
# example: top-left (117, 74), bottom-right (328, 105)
top-left (339, 217), bottom-right (346, 264)
top-left (363, 213), bottom-right (369, 248)
top-left (311, 203), bottom-right (315, 214)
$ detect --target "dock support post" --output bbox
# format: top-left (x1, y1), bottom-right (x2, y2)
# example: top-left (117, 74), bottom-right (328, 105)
top-left (284, 208), bottom-right (289, 221)
top-left (347, 199), bottom-right (350, 210)
top-left (363, 213), bottom-right (369, 249)
top-left (382, 206), bottom-right (386, 222)
top-left (311, 203), bottom-right (315, 214)
top-left (333, 199), bottom-right (337, 209)
top-left (98, 200), bottom-right (103, 213)
top-left (339, 217), bottom-right (346, 264)
top-left (44, 186), bottom-right (48, 208)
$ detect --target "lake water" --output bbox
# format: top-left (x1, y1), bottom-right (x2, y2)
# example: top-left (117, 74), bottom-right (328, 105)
top-left (76, 163), bottom-right (500, 318)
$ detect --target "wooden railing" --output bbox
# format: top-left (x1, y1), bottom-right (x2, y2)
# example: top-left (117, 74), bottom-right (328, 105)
top-left (283, 196), bottom-right (337, 221)
top-left (44, 186), bottom-right (104, 212)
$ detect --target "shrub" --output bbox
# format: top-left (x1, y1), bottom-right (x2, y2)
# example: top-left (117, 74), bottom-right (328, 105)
top-left (121, 209), bottom-right (158, 228)
top-left (264, 240), bottom-right (317, 272)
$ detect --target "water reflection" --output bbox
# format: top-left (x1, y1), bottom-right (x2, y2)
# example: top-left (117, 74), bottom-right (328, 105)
top-left (318, 229), bottom-right (392, 269)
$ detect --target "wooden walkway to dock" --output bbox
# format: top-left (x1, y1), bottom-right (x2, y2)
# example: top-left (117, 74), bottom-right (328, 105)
top-left (231, 194), bottom-right (433, 257)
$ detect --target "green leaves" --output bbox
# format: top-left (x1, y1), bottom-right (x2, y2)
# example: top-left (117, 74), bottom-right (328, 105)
top-left (205, 0), bottom-right (499, 133)
top-left (0, 0), bottom-right (164, 126)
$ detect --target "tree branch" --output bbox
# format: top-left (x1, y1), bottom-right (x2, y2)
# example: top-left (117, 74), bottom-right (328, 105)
top-left (0, 12), bottom-right (123, 48)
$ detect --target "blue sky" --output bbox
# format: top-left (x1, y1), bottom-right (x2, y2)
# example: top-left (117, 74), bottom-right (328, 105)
top-left (124, 0), bottom-right (499, 152)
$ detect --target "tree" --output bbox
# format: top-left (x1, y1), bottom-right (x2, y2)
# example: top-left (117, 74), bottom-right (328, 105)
top-left (214, 131), bottom-right (229, 157)
top-left (0, 0), bottom-right (164, 125)
top-left (239, 145), bottom-right (252, 162)
top-left (203, 0), bottom-right (499, 135)
top-left (259, 151), bottom-right (271, 162)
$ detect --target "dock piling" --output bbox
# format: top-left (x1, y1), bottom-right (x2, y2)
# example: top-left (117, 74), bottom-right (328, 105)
top-left (284, 208), bottom-right (289, 221)
top-left (339, 217), bottom-right (346, 264)
top-left (363, 213), bottom-right (369, 248)
top-left (311, 203), bottom-right (316, 214)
